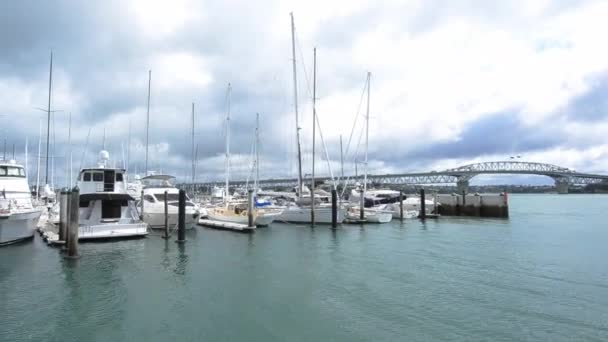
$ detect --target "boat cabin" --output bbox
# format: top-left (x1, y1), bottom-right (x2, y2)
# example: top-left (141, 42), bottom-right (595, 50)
top-left (78, 168), bottom-right (127, 194)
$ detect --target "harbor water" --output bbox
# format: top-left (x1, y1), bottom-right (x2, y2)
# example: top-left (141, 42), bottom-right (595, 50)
top-left (1, 194), bottom-right (607, 341)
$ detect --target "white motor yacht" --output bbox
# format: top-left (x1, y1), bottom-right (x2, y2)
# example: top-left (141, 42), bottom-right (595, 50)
top-left (345, 207), bottom-right (393, 223)
top-left (140, 175), bottom-right (200, 230)
top-left (77, 151), bottom-right (148, 240)
top-left (0, 160), bottom-right (43, 246)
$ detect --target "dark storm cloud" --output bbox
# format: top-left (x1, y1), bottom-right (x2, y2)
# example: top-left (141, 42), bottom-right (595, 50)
top-left (561, 73), bottom-right (608, 122)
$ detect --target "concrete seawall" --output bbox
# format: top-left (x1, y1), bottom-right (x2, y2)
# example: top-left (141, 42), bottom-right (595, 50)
top-left (436, 193), bottom-right (509, 218)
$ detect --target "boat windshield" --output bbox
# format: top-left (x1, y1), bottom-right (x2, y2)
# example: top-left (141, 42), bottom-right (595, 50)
top-left (0, 166), bottom-right (25, 177)
top-left (154, 193), bottom-right (180, 202)
top-left (142, 175), bottom-right (176, 188)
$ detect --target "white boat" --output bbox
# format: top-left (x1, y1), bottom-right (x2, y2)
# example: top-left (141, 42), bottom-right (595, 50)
top-left (140, 175), bottom-right (200, 230)
top-left (0, 160), bottom-right (43, 246)
top-left (277, 205), bottom-right (344, 224)
top-left (375, 197), bottom-right (436, 219)
top-left (77, 151), bottom-right (148, 240)
top-left (207, 201), bottom-right (281, 227)
top-left (345, 206), bottom-right (392, 223)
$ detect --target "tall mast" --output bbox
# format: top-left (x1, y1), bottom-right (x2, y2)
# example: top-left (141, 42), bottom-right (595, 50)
top-left (68, 112), bottom-right (72, 188)
top-left (290, 12), bottom-right (304, 199)
top-left (361, 72), bottom-right (371, 219)
top-left (145, 70), bottom-right (151, 175)
top-left (191, 102), bottom-right (195, 182)
top-left (45, 52), bottom-right (53, 187)
top-left (25, 137), bottom-right (28, 179)
top-left (224, 83), bottom-right (232, 203)
top-left (127, 120), bottom-right (131, 179)
top-left (51, 111), bottom-right (55, 189)
top-left (36, 120), bottom-right (41, 199)
top-left (254, 113), bottom-right (260, 193)
top-left (340, 134), bottom-right (344, 179)
top-left (311, 47), bottom-right (317, 226)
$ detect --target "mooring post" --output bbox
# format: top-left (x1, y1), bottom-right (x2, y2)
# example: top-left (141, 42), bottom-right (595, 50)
top-left (176, 189), bottom-right (186, 243)
top-left (359, 188), bottom-right (365, 220)
top-left (247, 189), bottom-right (255, 229)
top-left (399, 190), bottom-right (404, 221)
top-left (140, 190), bottom-right (144, 220)
top-left (163, 190), bottom-right (169, 239)
top-left (419, 188), bottom-right (426, 220)
top-left (59, 188), bottom-right (68, 241)
top-left (331, 189), bottom-right (338, 228)
top-left (66, 186), bottom-right (80, 259)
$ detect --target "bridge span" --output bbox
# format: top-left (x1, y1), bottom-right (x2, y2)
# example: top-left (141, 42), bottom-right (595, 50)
top-left (182, 161), bottom-right (608, 194)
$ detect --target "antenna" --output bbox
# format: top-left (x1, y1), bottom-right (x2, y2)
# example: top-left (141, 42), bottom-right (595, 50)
top-left (145, 70), bottom-right (151, 175)
top-left (12, 143), bottom-right (15, 160)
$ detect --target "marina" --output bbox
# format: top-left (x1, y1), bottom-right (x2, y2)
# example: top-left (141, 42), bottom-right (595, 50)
top-left (2, 2), bottom-right (608, 341)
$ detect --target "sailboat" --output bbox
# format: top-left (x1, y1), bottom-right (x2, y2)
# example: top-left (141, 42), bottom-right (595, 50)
top-left (277, 13), bottom-right (345, 225)
top-left (345, 73), bottom-right (392, 224)
top-left (206, 85), bottom-right (280, 227)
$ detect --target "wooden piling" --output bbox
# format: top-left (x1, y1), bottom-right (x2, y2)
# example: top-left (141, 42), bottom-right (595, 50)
top-left (419, 188), bottom-right (426, 220)
top-left (140, 190), bottom-right (144, 220)
top-left (247, 189), bottom-right (254, 229)
top-left (176, 189), bottom-right (186, 243)
top-left (163, 190), bottom-right (169, 239)
top-left (66, 186), bottom-right (80, 259)
top-left (399, 190), bottom-right (404, 221)
top-left (359, 188), bottom-right (365, 220)
top-left (59, 188), bottom-right (68, 241)
top-left (331, 189), bottom-right (338, 228)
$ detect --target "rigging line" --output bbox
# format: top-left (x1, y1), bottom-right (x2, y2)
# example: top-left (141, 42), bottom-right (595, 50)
top-left (313, 110), bottom-right (337, 188)
top-left (343, 77), bottom-right (369, 162)
top-left (295, 32), bottom-right (314, 99)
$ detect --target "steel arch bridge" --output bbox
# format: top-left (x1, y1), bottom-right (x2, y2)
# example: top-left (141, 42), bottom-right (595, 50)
top-left (182, 161), bottom-right (608, 194)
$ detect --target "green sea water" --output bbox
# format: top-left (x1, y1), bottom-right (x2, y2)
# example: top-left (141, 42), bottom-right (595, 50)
top-left (1, 194), bottom-right (607, 341)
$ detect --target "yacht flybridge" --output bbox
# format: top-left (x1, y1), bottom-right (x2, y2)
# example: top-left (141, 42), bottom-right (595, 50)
top-left (0, 160), bottom-right (43, 246)
top-left (140, 174), bottom-right (200, 230)
top-left (77, 151), bottom-right (147, 240)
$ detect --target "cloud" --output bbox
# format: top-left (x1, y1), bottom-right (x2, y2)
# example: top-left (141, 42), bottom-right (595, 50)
top-left (1, 0), bottom-right (608, 188)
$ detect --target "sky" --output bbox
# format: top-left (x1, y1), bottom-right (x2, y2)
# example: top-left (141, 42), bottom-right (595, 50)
top-left (1, 0), bottom-right (608, 187)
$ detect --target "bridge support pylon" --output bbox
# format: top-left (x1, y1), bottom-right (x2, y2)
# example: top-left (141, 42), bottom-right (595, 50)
top-left (554, 178), bottom-right (569, 194)
top-left (456, 179), bottom-right (469, 194)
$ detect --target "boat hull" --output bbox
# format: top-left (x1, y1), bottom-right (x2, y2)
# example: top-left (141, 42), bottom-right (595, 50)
top-left (206, 210), bottom-right (280, 227)
top-left (277, 206), bottom-right (345, 224)
top-left (0, 209), bottom-right (43, 246)
top-left (79, 223), bottom-right (148, 240)
top-left (143, 211), bottom-right (199, 230)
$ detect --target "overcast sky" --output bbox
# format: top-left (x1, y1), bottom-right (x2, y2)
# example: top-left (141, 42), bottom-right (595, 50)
top-left (1, 0), bottom-right (608, 186)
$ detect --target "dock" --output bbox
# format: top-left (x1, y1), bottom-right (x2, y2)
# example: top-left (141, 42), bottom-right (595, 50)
top-left (198, 219), bottom-right (255, 232)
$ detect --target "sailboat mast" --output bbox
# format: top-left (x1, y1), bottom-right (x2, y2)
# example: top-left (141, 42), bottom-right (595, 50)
top-left (225, 83), bottom-right (232, 203)
top-left (311, 47), bottom-right (317, 226)
top-left (25, 137), bottom-right (28, 179)
top-left (36, 120), bottom-right (41, 199)
top-left (361, 72), bottom-right (371, 219)
top-left (45, 52), bottom-right (52, 187)
top-left (127, 120), bottom-right (131, 180)
top-left (145, 70), bottom-right (151, 175)
top-left (68, 112), bottom-right (72, 188)
top-left (191, 102), bottom-right (195, 183)
top-left (340, 134), bottom-right (344, 179)
top-left (255, 113), bottom-right (260, 193)
top-left (290, 12), bottom-right (304, 199)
